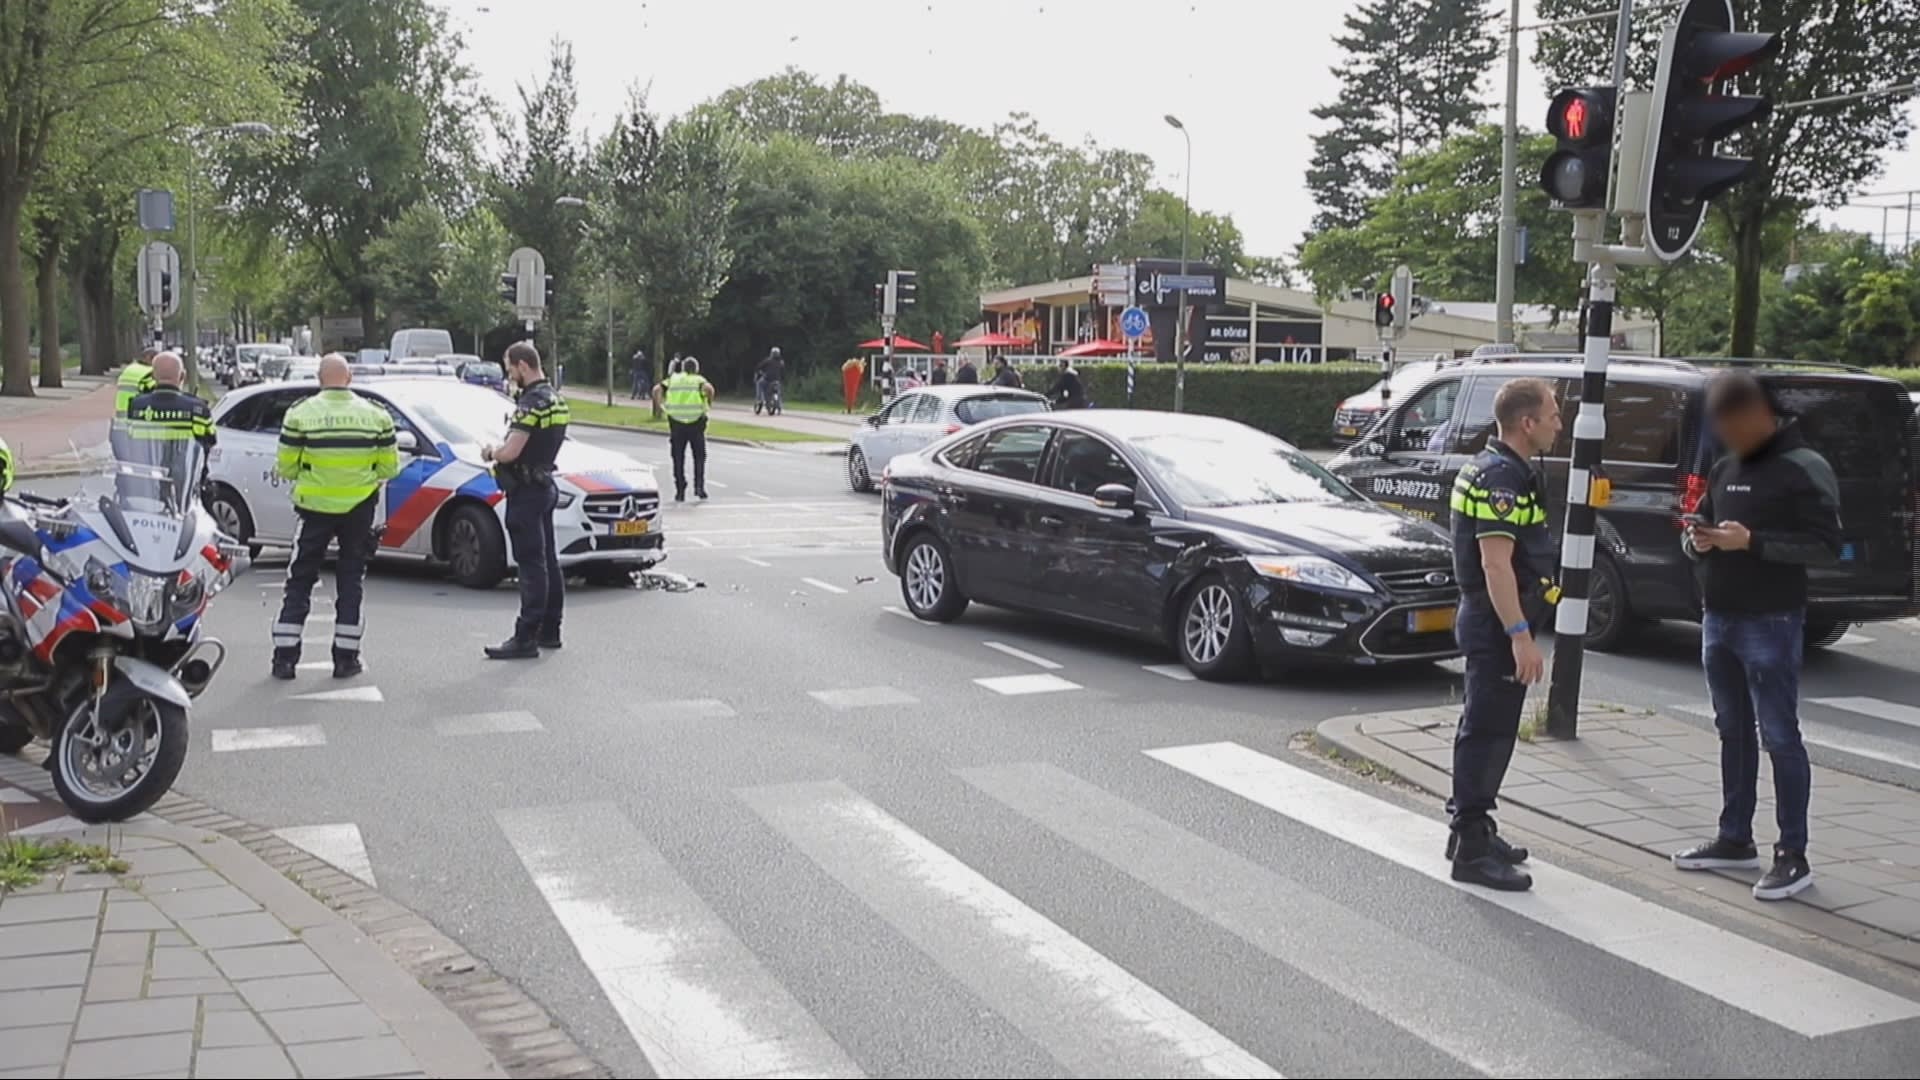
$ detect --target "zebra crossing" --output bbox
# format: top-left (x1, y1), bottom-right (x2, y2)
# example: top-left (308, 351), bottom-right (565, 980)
top-left (279, 742), bottom-right (1920, 1077)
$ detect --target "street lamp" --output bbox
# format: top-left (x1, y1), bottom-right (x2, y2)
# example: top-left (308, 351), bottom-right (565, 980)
top-left (553, 196), bottom-right (614, 407)
top-left (184, 121), bottom-right (274, 386)
top-left (1164, 114), bottom-right (1193, 413)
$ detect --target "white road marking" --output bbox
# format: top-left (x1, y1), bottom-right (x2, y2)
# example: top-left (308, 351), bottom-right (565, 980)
top-left (433, 711), bottom-right (545, 737)
top-left (1674, 701), bottom-right (1920, 770)
top-left (686, 536), bottom-right (714, 548)
top-left (290, 686), bottom-right (384, 704)
top-left (882, 605), bottom-right (921, 622)
top-left (1143, 664), bottom-right (1197, 682)
top-left (738, 780), bottom-right (1283, 1079)
top-left (746, 491), bottom-right (772, 501)
top-left (973, 673), bottom-right (1081, 696)
top-left (1146, 741), bottom-right (1920, 1038)
top-left (296, 662), bottom-right (333, 672)
top-left (1836, 632), bottom-right (1876, 647)
top-left (981, 641), bottom-right (1061, 670)
top-left (212, 726), bottom-right (326, 752)
top-left (1813, 696), bottom-right (1920, 730)
top-left (274, 823), bottom-right (377, 887)
top-left (706, 480), bottom-right (729, 489)
top-left (498, 803), bottom-right (863, 1079)
top-left (802, 577), bottom-right (848, 595)
top-left (808, 686), bottom-right (918, 709)
top-left (649, 698), bottom-right (738, 719)
top-left (739, 556), bottom-right (772, 568)
top-left (960, 762), bottom-right (1654, 1078)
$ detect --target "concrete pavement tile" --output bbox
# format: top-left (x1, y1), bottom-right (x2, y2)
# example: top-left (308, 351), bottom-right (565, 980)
top-left (200, 993), bottom-right (248, 1011)
top-left (102, 900), bottom-right (174, 932)
top-left (62, 1032), bottom-right (192, 1078)
top-left (208, 943), bottom-right (326, 981)
top-left (0, 1022), bottom-right (69, 1066)
top-left (1881, 881), bottom-right (1920, 900)
top-left (1812, 825), bottom-right (1899, 852)
top-left (234, 971), bottom-right (357, 1011)
top-left (1636, 806), bottom-right (1705, 829)
top-left (0, 986), bottom-right (81, 1027)
top-left (1536, 799), bottom-right (1640, 827)
top-left (145, 977), bottom-right (235, 998)
top-left (191, 1045), bottom-right (297, 1079)
top-left (1595, 818), bottom-right (1693, 848)
top-left (151, 885), bottom-right (257, 922)
top-left (0, 889), bottom-right (104, 925)
top-left (0, 950), bottom-right (88, 991)
top-left (200, 1009), bottom-right (275, 1048)
top-left (1825, 896), bottom-right (1920, 937)
top-left (132, 869), bottom-right (226, 894)
top-left (150, 931), bottom-right (190, 948)
top-left (111, 836), bottom-right (174, 852)
top-left (1819, 810), bottom-right (1908, 833)
top-left (91, 931), bottom-right (151, 966)
top-left (178, 912), bottom-right (293, 949)
top-left (59, 872), bottom-right (121, 894)
top-left (82, 963), bottom-right (145, 1002)
top-left (149, 947), bottom-right (218, 981)
top-left (286, 1034), bottom-right (420, 1078)
top-left (260, 1002), bottom-right (390, 1044)
top-left (0, 1068), bottom-right (61, 1078)
top-left (1820, 860), bottom-right (1910, 889)
top-left (1797, 877), bottom-right (1893, 913)
top-left (1591, 791), bottom-right (1664, 811)
top-left (1640, 776), bottom-right (1714, 797)
top-left (73, 996), bottom-right (198, 1039)
top-left (0, 918), bottom-right (97, 958)
top-left (1622, 745), bottom-right (1699, 766)
top-left (117, 847), bottom-right (205, 878)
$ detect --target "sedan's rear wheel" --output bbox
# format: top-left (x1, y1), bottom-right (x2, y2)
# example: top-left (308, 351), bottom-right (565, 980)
top-left (1178, 573), bottom-right (1253, 681)
top-left (900, 532), bottom-right (967, 622)
top-left (848, 446), bottom-right (874, 493)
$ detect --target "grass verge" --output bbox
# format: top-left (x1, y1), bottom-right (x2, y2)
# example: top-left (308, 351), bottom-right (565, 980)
top-left (0, 825), bottom-right (129, 892)
top-left (567, 400), bottom-right (837, 444)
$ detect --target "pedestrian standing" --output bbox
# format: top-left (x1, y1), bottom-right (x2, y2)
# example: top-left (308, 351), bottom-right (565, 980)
top-left (483, 341), bottom-right (571, 660)
top-left (270, 355), bottom-right (399, 681)
top-left (1446, 376), bottom-right (1562, 892)
top-left (954, 357), bottom-right (979, 384)
top-left (931, 358), bottom-right (950, 385)
top-left (1673, 372), bottom-right (1840, 900)
top-left (991, 356), bottom-right (1023, 388)
top-left (630, 349), bottom-right (650, 400)
top-left (655, 355), bottom-right (715, 502)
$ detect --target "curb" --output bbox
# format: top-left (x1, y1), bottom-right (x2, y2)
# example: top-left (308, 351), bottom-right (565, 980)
top-left (18, 460), bottom-right (110, 480)
top-left (1313, 708), bottom-right (1920, 970)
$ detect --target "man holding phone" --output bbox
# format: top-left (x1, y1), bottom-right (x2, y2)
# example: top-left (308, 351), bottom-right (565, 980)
top-left (1445, 377), bottom-right (1562, 892)
top-left (1673, 372), bottom-right (1841, 901)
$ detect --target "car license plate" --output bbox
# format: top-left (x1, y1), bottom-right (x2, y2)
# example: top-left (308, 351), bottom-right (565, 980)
top-left (1339, 426), bottom-right (1358, 436)
top-left (1408, 607), bottom-right (1454, 633)
top-left (612, 520), bottom-right (649, 537)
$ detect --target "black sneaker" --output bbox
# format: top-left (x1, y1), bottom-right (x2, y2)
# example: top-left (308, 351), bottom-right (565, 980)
top-left (696, 488), bottom-right (709, 500)
top-left (1753, 849), bottom-right (1813, 901)
top-left (1448, 820), bottom-right (1534, 892)
top-left (538, 631), bottom-right (562, 649)
top-left (1446, 827), bottom-right (1528, 865)
top-left (484, 637), bottom-right (540, 660)
top-left (1672, 837), bottom-right (1762, 871)
top-left (332, 655), bottom-right (364, 679)
top-left (674, 491), bottom-right (686, 504)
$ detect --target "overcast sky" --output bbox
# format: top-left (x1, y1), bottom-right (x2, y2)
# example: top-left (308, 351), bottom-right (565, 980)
top-left (454, 0), bottom-right (1920, 261)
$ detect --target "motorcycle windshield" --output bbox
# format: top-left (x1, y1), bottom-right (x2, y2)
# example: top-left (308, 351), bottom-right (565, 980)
top-left (104, 418), bottom-right (207, 517)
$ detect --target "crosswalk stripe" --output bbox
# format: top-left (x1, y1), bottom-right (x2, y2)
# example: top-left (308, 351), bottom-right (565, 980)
top-left (1145, 741), bottom-right (1920, 1037)
top-left (211, 726), bottom-right (326, 752)
top-left (981, 642), bottom-right (1062, 670)
top-left (958, 762), bottom-right (1653, 1078)
top-left (1812, 696), bottom-right (1920, 729)
top-left (802, 577), bottom-right (848, 595)
top-left (1143, 664), bottom-right (1197, 682)
top-left (274, 823), bottom-right (376, 887)
top-left (737, 779), bottom-right (1283, 1078)
top-left (973, 673), bottom-right (1081, 696)
top-left (290, 686), bottom-right (384, 704)
top-left (808, 686), bottom-right (917, 709)
top-left (433, 711), bottom-right (544, 736)
top-left (497, 802), bottom-right (862, 1079)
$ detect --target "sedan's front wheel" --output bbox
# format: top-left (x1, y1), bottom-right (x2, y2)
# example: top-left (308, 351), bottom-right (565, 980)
top-left (900, 532), bottom-right (968, 623)
top-left (848, 446), bottom-right (874, 493)
top-left (1178, 573), bottom-right (1254, 681)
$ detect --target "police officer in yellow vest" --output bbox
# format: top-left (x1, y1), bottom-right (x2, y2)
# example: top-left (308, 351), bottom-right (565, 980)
top-left (484, 341), bottom-right (571, 659)
top-left (117, 347), bottom-right (159, 416)
top-left (270, 355), bottom-right (399, 681)
top-left (1445, 376), bottom-right (1562, 893)
top-left (0, 435), bottom-right (13, 495)
top-left (653, 356), bottom-right (715, 502)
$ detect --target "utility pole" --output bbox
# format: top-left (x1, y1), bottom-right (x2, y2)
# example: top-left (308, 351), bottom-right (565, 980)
top-left (1496, 0), bottom-right (1522, 344)
top-left (1166, 114), bottom-right (1193, 412)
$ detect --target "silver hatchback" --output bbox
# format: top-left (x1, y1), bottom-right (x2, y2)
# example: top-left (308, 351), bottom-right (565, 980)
top-left (847, 385), bottom-right (1050, 492)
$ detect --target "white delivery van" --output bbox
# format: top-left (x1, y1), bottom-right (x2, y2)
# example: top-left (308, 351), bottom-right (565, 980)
top-left (389, 328), bottom-right (455, 360)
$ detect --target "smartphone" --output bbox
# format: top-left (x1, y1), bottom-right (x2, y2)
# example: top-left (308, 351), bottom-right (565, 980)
top-left (1680, 513), bottom-right (1710, 528)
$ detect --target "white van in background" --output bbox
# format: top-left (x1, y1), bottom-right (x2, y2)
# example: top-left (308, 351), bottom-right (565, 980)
top-left (389, 328), bottom-right (455, 360)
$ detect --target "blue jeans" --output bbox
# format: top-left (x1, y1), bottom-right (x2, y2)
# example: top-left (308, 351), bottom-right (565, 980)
top-left (1702, 610), bottom-right (1810, 853)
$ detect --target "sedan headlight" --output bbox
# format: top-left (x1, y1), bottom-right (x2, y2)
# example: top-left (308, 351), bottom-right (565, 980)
top-left (555, 492), bottom-right (577, 509)
top-left (1245, 555), bottom-right (1375, 595)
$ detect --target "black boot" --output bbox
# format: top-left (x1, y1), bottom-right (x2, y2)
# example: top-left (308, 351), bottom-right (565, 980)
top-left (332, 650), bottom-right (365, 679)
top-left (485, 636), bottom-right (540, 660)
top-left (271, 649), bottom-right (298, 681)
top-left (1446, 824), bottom-right (1528, 864)
top-left (1450, 819), bottom-right (1533, 891)
top-left (538, 627), bottom-right (563, 649)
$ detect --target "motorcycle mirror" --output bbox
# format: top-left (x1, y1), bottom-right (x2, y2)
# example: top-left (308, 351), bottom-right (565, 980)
top-left (0, 517), bottom-right (42, 559)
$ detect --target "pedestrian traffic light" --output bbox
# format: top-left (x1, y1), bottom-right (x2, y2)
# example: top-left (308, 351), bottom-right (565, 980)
top-left (159, 271), bottom-right (173, 311)
top-left (873, 283), bottom-right (885, 317)
top-left (1640, 0), bottom-right (1779, 261)
top-left (1374, 292), bottom-right (1395, 329)
top-left (500, 273), bottom-right (518, 305)
top-left (1540, 87), bottom-right (1617, 209)
top-left (543, 275), bottom-right (555, 310)
top-left (893, 270), bottom-right (918, 309)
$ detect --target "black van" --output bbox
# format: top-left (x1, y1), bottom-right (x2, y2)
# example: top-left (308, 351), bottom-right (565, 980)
top-left (1328, 355), bottom-right (1918, 651)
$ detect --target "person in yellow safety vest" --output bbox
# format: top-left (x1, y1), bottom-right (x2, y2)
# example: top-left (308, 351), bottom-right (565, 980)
top-left (269, 354), bottom-right (400, 682)
top-left (0, 435), bottom-right (13, 495)
top-left (652, 355), bottom-right (714, 503)
top-left (116, 347), bottom-right (160, 416)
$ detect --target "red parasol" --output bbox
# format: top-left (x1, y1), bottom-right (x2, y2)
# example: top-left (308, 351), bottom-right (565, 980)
top-left (954, 332), bottom-right (1034, 349)
top-left (858, 335), bottom-right (930, 351)
top-left (1059, 339), bottom-right (1129, 358)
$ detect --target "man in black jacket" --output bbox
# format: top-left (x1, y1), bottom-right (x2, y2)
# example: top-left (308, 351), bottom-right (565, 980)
top-left (1672, 372), bottom-right (1841, 902)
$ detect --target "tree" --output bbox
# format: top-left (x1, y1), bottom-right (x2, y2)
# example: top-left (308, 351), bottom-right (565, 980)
top-left (489, 39), bottom-right (589, 372)
top-left (1759, 236), bottom-right (1919, 366)
top-left (1305, 0), bottom-right (1496, 231)
top-left (703, 69), bottom-right (968, 163)
top-left (1533, 0), bottom-right (1920, 355)
top-left (365, 202), bottom-right (454, 327)
top-left (436, 208), bottom-right (512, 352)
top-left (1109, 191), bottom-right (1249, 276)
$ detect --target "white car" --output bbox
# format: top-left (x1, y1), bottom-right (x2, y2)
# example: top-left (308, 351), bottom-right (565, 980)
top-left (847, 384), bottom-right (1049, 492)
top-left (204, 378), bottom-right (666, 587)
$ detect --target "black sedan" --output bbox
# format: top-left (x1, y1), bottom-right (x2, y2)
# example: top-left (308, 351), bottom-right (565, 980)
top-left (879, 411), bottom-right (1463, 679)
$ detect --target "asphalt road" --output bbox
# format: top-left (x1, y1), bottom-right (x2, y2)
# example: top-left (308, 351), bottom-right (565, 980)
top-left (19, 429), bottom-right (1920, 1078)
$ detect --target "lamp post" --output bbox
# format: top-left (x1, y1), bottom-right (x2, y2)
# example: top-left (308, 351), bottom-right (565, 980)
top-left (1496, 0), bottom-right (1521, 345)
top-left (553, 196), bottom-right (614, 406)
top-left (1164, 114), bottom-right (1192, 413)
top-left (184, 122), bottom-right (273, 387)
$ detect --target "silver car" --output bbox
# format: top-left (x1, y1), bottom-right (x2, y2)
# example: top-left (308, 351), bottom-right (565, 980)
top-left (847, 384), bottom-right (1049, 492)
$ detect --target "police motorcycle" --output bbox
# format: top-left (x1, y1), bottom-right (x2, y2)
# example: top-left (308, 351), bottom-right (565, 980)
top-left (0, 420), bottom-right (245, 821)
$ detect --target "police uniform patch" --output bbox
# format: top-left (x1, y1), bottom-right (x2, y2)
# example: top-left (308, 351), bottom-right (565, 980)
top-left (1488, 488), bottom-right (1518, 519)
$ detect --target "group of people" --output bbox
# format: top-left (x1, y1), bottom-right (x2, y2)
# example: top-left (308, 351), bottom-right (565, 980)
top-left (1449, 371), bottom-right (1838, 902)
top-left (834, 353), bottom-right (1088, 410)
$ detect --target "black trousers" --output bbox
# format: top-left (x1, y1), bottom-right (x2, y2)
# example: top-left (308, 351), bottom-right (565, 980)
top-left (669, 417), bottom-right (708, 495)
top-left (504, 483), bottom-right (564, 641)
top-left (273, 495), bottom-right (377, 662)
top-left (1451, 595), bottom-right (1528, 827)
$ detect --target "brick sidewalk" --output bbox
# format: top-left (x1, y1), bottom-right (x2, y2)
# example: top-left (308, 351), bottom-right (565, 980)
top-left (1319, 704), bottom-right (1920, 948)
top-left (1, 373), bottom-right (119, 477)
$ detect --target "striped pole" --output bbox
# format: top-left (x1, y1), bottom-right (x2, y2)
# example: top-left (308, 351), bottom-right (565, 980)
top-left (1544, 260), bottom-right (1616, 739)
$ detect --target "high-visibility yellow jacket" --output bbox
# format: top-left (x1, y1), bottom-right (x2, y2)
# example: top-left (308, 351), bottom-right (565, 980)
top-left (117, 363), bottom-right (156, 415)
top-left (663, 372), bottom-right (710, 423)
top-left (275, 389), bottom-right (401, 513)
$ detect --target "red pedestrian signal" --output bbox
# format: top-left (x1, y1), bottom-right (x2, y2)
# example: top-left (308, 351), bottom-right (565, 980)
top-left (1541, 88), bottom-right (1617, 209)
top-left (1374, 292), bottom-right (1396, 329)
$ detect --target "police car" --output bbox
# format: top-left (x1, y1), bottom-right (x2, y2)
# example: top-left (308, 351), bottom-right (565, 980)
top-left (204, 377), bottom-right (665, 587)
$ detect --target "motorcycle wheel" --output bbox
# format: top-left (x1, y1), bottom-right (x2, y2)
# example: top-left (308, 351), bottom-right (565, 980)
top-left (51, 696), bottom-right (189, 823)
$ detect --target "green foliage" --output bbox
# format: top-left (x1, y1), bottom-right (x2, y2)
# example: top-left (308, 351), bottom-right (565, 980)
top-left (1075, 364), bottom-right (1382, 448)
top-left (437, 209), bottom-right (512, 349)
top-left (701, 68), bottom-right (969, 163)
top-left (0, 832), bottom-right (127, 892)
top-left (1761, 240), bottom-right (1920, 367)
top-left (490, 40), bottom-right (590, 365)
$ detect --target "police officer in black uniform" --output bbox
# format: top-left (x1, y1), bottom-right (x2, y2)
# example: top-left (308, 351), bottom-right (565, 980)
top-left (1446, 376), bottom-right (1562, 892)
top-left (126, 352), bottom-right (215, 448)
top-left (483, 341), bottom-right (570, 660)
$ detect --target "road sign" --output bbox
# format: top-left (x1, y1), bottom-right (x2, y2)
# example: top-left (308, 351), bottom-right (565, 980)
top-left (137, 241), bottom-right (181, 318)
top-left (1156, 272), bottom-right (1217, 293)
top-left (507, 246), bottom-right (548, 318)
top-left (1093, 262), bottom-right (1133, 306)
top-left (1120, 306), bottom-right (1149, 340)
top-left (137, 189), bottom-right (175, 232)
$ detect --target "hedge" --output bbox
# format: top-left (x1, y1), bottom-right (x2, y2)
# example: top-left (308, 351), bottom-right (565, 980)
top-left (1074, 363), bottom-right (1380, 448)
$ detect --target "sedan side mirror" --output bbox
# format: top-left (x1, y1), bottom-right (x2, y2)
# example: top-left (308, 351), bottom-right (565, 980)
top-left (867, 414), bottom-right (883, 427)
top-left (1093, 483), bottom-right (1137, 512)
top-left (395, 430), bottom-right (423, 454)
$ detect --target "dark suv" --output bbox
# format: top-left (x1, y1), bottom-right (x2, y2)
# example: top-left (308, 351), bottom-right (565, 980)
top-left (1329, 355), bottom-right (1918, 651)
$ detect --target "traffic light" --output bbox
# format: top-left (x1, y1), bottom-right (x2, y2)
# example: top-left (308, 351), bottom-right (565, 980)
top-left (543, 275), bottom-right (556, 310)
top-left (892, 270), bottom-right (918, 309)
top-left (1540, 87), bottom-right (1617, 209)
top-left (160, 270), bottom-right (173, 311)
top-left (1390, 264), bottom-right (1413, 333)
top-left (1640, 0), bottom-right (1778, 261)
top-left (873, 283), bottom-right (885, 317)
top-left (1374, 292), bottom-right (1395, 329)
top-left (500, 273), bottom-right (519, 305)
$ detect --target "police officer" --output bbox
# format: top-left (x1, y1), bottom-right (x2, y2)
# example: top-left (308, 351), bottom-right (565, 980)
top-left (270, 355), bottom-right (399, 681)
top-left (654, 355), bottom-right (714, 503)
top-left (126, 352), bottom-right (214, 447)
top-left (0, 434), bottom-right (13, 494)
top-left (117, 347), bottom-right (159, 416)
top-left (484, 341), bottom-right (570, 659)
top-left (1446, 376), bottom-right (1562, 892)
